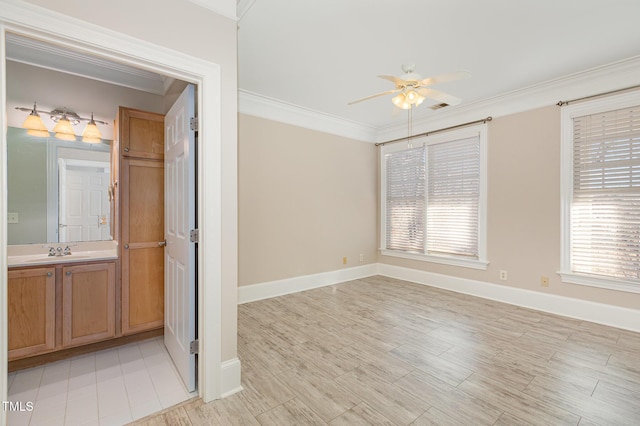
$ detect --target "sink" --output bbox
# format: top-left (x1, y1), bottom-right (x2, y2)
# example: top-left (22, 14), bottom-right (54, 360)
top-left (20, 254), bottom-right (91, 263)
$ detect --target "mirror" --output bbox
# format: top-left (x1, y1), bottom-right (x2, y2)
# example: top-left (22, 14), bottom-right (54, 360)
top-left (7, 126), bottom-right (112, 245)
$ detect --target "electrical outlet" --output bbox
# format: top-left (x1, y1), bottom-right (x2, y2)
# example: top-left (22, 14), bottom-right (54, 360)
top-left (342, 256), bottom-right (347, 265)
top-left (541, 276), bottom-right (549, 287)
top-left (359, 253), bottom-right (364, 262)
top-left (7, 212), bottom-right (19, 224)
top-left (499, 270), bottom-right (508, 280)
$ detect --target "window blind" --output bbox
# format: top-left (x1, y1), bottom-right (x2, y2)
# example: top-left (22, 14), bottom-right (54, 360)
top-left (385, 147), bottom-right (425, 252)
top-left (427, 136), bottom-right (480, 258)
top-left (572, 105), bottom-right (640, 280)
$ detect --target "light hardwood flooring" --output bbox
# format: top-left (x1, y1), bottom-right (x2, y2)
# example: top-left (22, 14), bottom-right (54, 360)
top-left (133, 275), bottom-right (640, 425)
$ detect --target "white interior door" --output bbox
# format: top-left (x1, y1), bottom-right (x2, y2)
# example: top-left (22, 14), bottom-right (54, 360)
top-left (59, 159), bottom-right (110, 242)
top-left (164, 84), bottom-right (196, 392)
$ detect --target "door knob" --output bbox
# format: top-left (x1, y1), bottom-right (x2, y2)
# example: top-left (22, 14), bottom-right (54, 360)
top-left (158, 240), bottom-right (166, 247)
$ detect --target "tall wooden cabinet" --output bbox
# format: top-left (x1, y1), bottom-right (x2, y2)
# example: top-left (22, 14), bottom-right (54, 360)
top-left (118, 107), bottom-right (165, 335)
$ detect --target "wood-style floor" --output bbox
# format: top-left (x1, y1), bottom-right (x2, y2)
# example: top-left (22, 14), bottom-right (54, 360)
top-left (133, 275), bottom-right (640, 425)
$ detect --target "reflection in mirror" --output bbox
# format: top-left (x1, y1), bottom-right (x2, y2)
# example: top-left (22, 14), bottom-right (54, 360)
top-left (7, 126), bottom-right (112, 245)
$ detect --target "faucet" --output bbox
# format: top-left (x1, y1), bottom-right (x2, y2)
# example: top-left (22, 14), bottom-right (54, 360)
top-left (47, 246), bottom-right (73, 257)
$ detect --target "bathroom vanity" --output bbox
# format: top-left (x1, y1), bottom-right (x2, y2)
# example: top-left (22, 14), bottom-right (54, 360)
top-left (7, 242), bottom-right (117, 361)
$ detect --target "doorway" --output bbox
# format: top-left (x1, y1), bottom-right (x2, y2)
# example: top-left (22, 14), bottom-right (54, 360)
top-left (0, 10), bottom-right (225, 423)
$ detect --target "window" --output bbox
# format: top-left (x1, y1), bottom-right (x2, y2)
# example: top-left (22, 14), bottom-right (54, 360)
top-left (560, 91), bottom-right (640, 293)
top-left (380, 125), bottom-right (488, 269)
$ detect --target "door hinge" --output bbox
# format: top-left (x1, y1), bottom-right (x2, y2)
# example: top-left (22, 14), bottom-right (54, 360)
top-left (190, 117), bottom-right (198, 132)
top-left (190, 339), bottom-right (199, 354)
top-left (190, 229), bottom-right (199, 243)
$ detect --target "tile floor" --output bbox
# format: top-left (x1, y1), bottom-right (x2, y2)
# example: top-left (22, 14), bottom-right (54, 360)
top-left (7, 336), bottom-right (196, 426)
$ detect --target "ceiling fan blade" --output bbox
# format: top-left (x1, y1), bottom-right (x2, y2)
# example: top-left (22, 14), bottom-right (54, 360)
top-left (418, 88), bottom-right (462, 106)
top-left (348, 89), bottom-right (400, 105)
top-left (378, 75), bottom-right (406, 87)
top-left (420, 70), bottom-right (471, 87)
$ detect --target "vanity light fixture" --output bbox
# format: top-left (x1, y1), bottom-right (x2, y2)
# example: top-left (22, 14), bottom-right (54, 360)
top-left (15, 102), bottom-right (108, 143)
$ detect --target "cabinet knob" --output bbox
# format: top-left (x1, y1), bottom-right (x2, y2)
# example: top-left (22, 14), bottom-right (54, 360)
top-left (124, 244), bottom-right (129, 249)
top-left (124, 147), bottom-right (130, 152)
top-left (47, 272), bottom-right (52, 277)
top-left (66, 271), bottom-right (72, 276)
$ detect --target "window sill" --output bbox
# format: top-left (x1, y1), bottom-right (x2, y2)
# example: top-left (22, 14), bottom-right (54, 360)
top-left (558, 271), bottom-right (640, 294)
top-left (380, 249), bottom-right (489, 270)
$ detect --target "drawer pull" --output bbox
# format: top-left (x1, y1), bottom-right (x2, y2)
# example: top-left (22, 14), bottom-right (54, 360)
top-left (66, 271), bottom-right (72, 276)
top-left (124, 244), bottom-right (129, 249)
top-left (47, 272), bottom-right (52, 277)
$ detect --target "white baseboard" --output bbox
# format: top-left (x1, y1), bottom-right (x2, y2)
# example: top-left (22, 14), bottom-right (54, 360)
top-left (220, 358), bottom-right (243, 398)
top-left (378, 263), bottom-right (640, 333)
top-left (238, 263), bottom-right (379, 304)
top-left (236, 262), bottom-right (640, 332)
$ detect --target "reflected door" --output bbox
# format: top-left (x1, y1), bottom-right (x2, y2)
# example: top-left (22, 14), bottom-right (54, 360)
top-left (59, 160), bottom-right (110, 242)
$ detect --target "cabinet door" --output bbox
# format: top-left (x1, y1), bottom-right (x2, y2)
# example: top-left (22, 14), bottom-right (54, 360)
top-left (119, 107), bottom-right (164, 160)
top-left (8, 268), bottom-right (56, 360)
top-left (62, 263), bottom-right (116, 347)
top-left (121, 158), bottom-right (164, 334)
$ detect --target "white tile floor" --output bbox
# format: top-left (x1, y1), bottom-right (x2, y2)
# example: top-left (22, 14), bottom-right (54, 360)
top-left (7, 337), bottom-right (196, 426)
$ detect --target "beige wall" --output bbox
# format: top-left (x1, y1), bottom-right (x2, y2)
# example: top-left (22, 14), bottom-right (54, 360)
top-left (22, 0), bottom-right (239, 361)
top-left (239, 114), bottom-right (378, 286)
top-left (379, 105), bottom-right (640, 311)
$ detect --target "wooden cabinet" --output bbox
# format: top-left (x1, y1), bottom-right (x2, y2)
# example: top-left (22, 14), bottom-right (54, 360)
top-left (119, 107), bottom-right (164, 160)
top-left (118, 107), bottom-right (165, 335)
top-left (62, 263), bottom-right (116, 347)
top-left (8, 261), bottom-right (116, 360)
top-left (8, 268), bottom-right (56, 360)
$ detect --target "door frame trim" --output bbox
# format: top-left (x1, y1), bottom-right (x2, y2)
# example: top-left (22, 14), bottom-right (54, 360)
top-left (0, 1), bottom-right (227, 413)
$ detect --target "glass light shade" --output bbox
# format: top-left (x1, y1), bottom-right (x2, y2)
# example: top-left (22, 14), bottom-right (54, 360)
top-left (82, 115), bottom-right (102, 143)
top-left (22, 111), bottom-right (49, 138)
top-left (27, 129), bottom-right (51, 138)
top-left (53, 116), bottom-right (76, 141)
top-left (392, 93), bottom-right (405, 106)
top-left (406, 90), bottom-right (418, 103)
top-left (55, 131), bottom-right (77, 141)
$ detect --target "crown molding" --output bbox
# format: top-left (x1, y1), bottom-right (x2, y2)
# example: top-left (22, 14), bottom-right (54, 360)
top-left (237, 0), bottom-right (256, 21)
top-left (239, 90), bottom-right (378, 142)
top-left (240, 55), bottom-right (640, 144)
top-left (188, 0), bottom-right (238, 21)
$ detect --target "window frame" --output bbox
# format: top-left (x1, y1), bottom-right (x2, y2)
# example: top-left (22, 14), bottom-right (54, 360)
top-left (379, 124), bottom-right (488, 270)
top-left (559, 90), bottom-right (640, 293)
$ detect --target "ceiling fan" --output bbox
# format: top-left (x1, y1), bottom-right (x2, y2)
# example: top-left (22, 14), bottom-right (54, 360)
top-left (348, 64), bottom-right (470, 110)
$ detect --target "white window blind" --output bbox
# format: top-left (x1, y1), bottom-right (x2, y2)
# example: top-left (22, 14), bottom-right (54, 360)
top-left (427, 137), bottom-right (480, 257)
top-left (571, 105), bottom-right (640, 280)
top-left (385, 147), bottom-right (425, 252)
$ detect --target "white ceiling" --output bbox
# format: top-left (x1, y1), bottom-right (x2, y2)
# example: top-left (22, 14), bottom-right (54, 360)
top-left (6, 1), bottom-right (640, 142)
top-left (237, 0), bottom-right (640, 132)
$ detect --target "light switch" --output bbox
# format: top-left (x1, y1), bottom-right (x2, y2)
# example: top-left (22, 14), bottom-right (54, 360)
top-left (8, 212), bottom-right (19, 224)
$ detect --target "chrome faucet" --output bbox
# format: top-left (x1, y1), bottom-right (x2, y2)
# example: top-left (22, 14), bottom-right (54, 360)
top-left (47, 246), bottom-right (73, 257)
